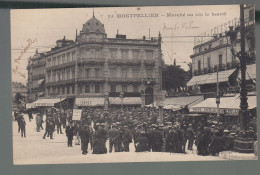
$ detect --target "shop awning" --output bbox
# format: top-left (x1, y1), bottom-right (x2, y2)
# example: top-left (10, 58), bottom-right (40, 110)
top-left (187, 74), bottom-right (211, 86)
top-left (164, 95), bottom-right (204, 108)
top-left (75, 97), bottom-right (105, 106)
top-left (32, 98), bottom-right (66, 107)
top-left (109, 97), bottom-right (142, 105)
top-left (205, 68), bottom-right (236, 84)
top-left (163, 104), bottom-right (182, 111)
top-left (238, 64), bottom-right (256, 80)
top-left (189, 95), bottom-right (256, 115)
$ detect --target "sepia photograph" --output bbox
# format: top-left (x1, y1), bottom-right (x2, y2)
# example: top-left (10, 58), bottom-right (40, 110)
top-left (11, 4), bottom-right (257, 165)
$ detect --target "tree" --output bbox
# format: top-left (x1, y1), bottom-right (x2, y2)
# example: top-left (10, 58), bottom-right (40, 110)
top-left (162, 64), bottom-right (187, 91)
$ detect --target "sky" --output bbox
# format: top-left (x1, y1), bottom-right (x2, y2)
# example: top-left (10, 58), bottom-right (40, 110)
top-left (11, 5), bottom-right (240, 85)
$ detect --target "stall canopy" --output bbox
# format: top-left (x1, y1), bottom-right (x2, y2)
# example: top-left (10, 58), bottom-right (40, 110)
top-left (75, 97), bottom-right (105, 106)
top-left (26, 103), bottom-right (36, 109)
top-left (163, 104), bottom-right (182, 111)
top-left (238, 64), bottom-right (256, 80)
top-left (109, 97), bottom-right (142, 105)
top-left (164, 95), bottom-right (204, 108)
top-left (187, 74), bottom-right (211, 87)
top-left (189, 95), bottom-right (256, 115)
top-left (205, 68), bottom-right (236, 84)
top-left (32, 98), bottom-right (66, 107)
top-left (187, 68), bottom-right (236, 86)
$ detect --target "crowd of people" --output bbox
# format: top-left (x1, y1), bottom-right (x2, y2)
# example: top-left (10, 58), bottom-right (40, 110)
top-left (14, 106), bottom-right (257, 157)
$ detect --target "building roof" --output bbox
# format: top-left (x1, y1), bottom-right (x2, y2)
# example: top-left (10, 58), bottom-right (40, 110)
top-left (82, 15), bottom-right (106, 34)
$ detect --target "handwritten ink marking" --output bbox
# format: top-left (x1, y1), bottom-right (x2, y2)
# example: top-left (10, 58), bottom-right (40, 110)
top-left (163, 21), bottom-right (199, 32)
top-left (13, 38), bottom-right (37, 78)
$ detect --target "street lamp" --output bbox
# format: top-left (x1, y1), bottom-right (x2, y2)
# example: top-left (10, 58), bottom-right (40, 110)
top-left (225, 4), bottom-right (255, 153)
top-left (119, 92), bottom-right (124, 112)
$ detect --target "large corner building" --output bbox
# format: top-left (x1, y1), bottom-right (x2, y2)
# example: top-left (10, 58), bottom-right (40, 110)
top-left (28, 13), bottom-right (163, 108)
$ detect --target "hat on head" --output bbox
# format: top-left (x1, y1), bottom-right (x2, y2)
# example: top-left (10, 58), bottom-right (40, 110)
top-left (224, 129), bottom-right (229, 133)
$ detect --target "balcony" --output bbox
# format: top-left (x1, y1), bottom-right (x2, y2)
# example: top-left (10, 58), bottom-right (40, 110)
top-left (108, 59), bottom-right (141, 66)
top-left (46, 61), bottom-right (76, 71)
top-left (77, 58), bottom-right (105, 65)
top-left (144, 60), bottom-right (155, 66)
top-left (109, 92), bottom-right (141, 97)
top-left (76, 77), bottom-right (106, 83)
top-left (142, 77), bottom-right (157, 85)
top-left (45, 79), bottom-right (75, 87)
top-left (31, 61), bottom-right (46, 68)
top-left (32, 74), bottom-right (45, 80)
top-left (108, 77), bottom-right (142, 83)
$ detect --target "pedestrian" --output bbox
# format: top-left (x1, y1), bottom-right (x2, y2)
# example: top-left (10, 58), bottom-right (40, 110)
top-left (36, 113), bottom-right (42, 132)
top-left (20, 117), bottom-right (26, 138)
top-left (150, 125), bottom-right (163, 152)
top-left (135, 131), bottom-right (149, 152)
top-left (79, 124), bottom-right (90, 155)
top-left (187, 124), bottom-right (195, 150)
top-left (122, 125), bottom-right (132, 152)
top-left (108, 123), bottom-right (119, 153)
top-left (55, 114), bottom-right (63, 134)
top-left (92, 123), bottom-right (107, 154)
top-left (167, 125), bottom-right (180, 153)
top-left (222, 130), bottom-right (234, 151)
top-left (209, 131), bottom-right (224, 156)
top-left (66, 121), bottom-right (74, 147)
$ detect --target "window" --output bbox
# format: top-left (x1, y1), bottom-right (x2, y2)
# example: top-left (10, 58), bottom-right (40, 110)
top-left (47, 88), bottom-right (50, 96)
top-left (62, 70), bottom-right (65, 80)
top-left (62, 87), bottom-right (65, 95)
top-left (111, 85), bottom-right (116, 92)
top-left (95, 49), bottom-right (101, 58)
top-left (85, 85), bottom-right (90, 93)
top-left (249, 9), bottom-right (254, 21)
top-left (72, 68), bottom-right (75, 78)
top-left (52, 57), bottom-right (56, 66)
top-left (122, 69), bottom-right (127, 78)
top-left (47, 72), bottom-right (51, 83)
top-left (110, 68), bottom-right (116, 77)
top-left (52, 71), bottom-right (56, 82)
top-left (66, 68), bottom-right (70, 80)
top-left (133, 69), bottom-right (139, 78)
top-left (219, 54), bottom-right (223, 66)
top-left (133, 51), bottom-right (139, 59)
top-left (95, 68), bottom-right (101, 77)
top-left (95, 85), bottom-right (100, 93)
top-left (146, 69), bottom-right (153, 78)
top-left (62, 54), bottom-right (66, 63)
top-left (121, 50), bottom-right (128, 59)
top-left (198, 60), bottom-right (201, 72)
top-left (133, 85), bottom-right (138, 92)
top-left (122, 85), bottom-right (127, 92)
top-left (67, 86), bottom-right (70, 94)
top-left (85, 68), bottom-right (90, 78)
top-left (57, 56), bottom-right (61, 65)
top-left (207, 57), bottom-right (211, 69)
top-left (111, 50), bottom-right (117, 59)
top-left (67, 53), bottom-right (71, 62)
top-left (72, 51), bottom-right (76, 60)
top-left (145, 51), bottom-right (153, 60)
top-left (72, 86), bottom-right (75, 94)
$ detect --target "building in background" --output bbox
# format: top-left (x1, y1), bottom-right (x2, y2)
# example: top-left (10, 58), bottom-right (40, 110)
top-left (187, 5), bottom-right (255, 96)
top-left (41, 13), bottom-right (162, 108)
top-left (27, 49), bottom-right (46, 102)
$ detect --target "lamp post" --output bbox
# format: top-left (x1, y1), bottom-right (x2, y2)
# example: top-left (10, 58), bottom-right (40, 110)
top-left (216, 65), bottom-right (220, 118)
top-left (225, 4), bottom-right (255, 153)
top-left (119, 92), bottom-right (124, 112)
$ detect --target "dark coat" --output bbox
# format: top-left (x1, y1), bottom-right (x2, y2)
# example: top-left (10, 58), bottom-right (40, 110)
top-left (66, 125), bottom-right (74, 139)
top-left (92, 128), bottom-right (107, 154)
top-left (135, 135), bottom-right (149, 152)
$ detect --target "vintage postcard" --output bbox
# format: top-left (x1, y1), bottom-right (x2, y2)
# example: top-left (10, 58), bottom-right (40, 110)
top-left (11, 5), bottom-right (257, 165)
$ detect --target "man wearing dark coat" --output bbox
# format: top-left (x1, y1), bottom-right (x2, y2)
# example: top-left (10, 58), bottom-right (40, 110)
top-left (79, 124), bottom-right (90, 155)
top-left (107, 124), bottom-right (119, 153)
top-left (122, 126), bottom-right (132, 152)
top-left (135, 131), bottom-right (149, 152)
top-left (167, 125), bottom-right (180, 153)
top-left (209, 131), bottom-right (224, 156)
top-left (222, 130), bottom-right (234, 151)
top-left (92, 124), bottom-right (107, 154)
top-left (20, 117), bottom-right (26, 138)
top-left (187, 124), bottom-right (195, 150)
top-left (66, 121), bottom-right (74, 147)
top-left (150, 125), bottom-right (163, 152)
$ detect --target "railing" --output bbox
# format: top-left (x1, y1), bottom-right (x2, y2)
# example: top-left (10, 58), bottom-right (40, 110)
top-left (76, 77), bottom-right (106, 83)
top-left (46, 61), bottom-right (76, 71)
top-left (108, 59), bottom-right (141, 66)
top-left (108, 77), bottom-right (142, 83)
top-left (77, 58), bottom-right (105, 65)
top-left (45, 79), bottom-right (75, 87)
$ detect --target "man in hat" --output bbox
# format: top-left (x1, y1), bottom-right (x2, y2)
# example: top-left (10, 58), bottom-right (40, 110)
top-left (122, 125), bottom-right (132, 152)
top-left (36, 113), bottom-right (42, 132)
top-left (135, 130), bottom-right (149, 152)
top-left (66, 121), bottom-right (74, 147)
top-left (117, 122), bottom-right (124, 152)
top-left (79, 123), bottom-right (90, 155)
top-left (187, 124), bottom-right (195, 150)
top-left (20, 116), bottom-right (26, 138)
top-left (108, 123), bottom-right (119, 153)
top-left (167, 125), bottom-right (180, 153)
top-left (209, 131), bottom-right (224, 156)
top-left (150, 124), bottom-right (163, 152)
top-left (222, 129), bottom-right (234, 151)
